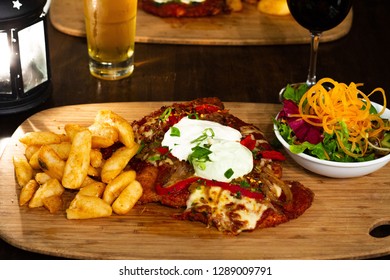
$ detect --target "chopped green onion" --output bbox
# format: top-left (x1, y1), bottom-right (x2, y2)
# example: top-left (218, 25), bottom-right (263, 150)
top-left (191, 128), bottom-right (215, 144)
top-left (191, 134), bottom-right (207, 144)
top-left (204, 128), bottom-right (215, 138)
top-left (187, 112), bottom-right (199, 119)
top-left (224, 168), bottom-right (234, 179)
top-left (194, 161), bottom-right (207, 170)
top-left (136, 141), bottom-right (145, 154)
top-left (148, 155), bottom-right (161, 162)
top-left (189, 146), bottom-right (212, 161)
top-left (159, 107), bottom-right (172, 121)
top-left (240, 181), bottom-right (251, 188)
top-left (170, 127), bottom-right (180, 137)
top-left (188, 146), bottom-right (212, 171)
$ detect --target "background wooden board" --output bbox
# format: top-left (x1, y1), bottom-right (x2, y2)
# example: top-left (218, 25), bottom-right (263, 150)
top-left (49, 0), bottom-right (353, 45)
top-left (1, 102), bottom-right (390, 260)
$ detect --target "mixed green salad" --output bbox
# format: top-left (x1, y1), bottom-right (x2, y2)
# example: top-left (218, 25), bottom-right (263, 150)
top-left (274, 79), bottom-right (390, 162)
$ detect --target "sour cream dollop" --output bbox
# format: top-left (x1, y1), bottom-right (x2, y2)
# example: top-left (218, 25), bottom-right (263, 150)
top-left (161, 117), bottom-right (253, 182)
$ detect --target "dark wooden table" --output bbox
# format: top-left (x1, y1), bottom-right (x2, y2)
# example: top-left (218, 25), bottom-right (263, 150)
top-left (1, 0), bottom-right (389, 259)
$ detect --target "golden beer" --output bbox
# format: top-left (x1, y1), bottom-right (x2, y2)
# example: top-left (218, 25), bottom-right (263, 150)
top-left (84, 0), bottom-right (138, 80)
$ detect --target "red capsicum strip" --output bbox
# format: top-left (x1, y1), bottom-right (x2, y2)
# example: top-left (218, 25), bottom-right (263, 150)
top-left (155, 177), bottom-right (264, 200)
top-left (240, 135), bottom-right (257, 150)
top-left (195, 104), bottom-right (220, 114)
top-left (259, 150), bottom-right (286, 161)
top-left (155, 177), bottom-right (199, 196)
top-left (156, 146), bottom-right (171, 156)
top-left (202, 179), bottom-right (264, 200)
top-left (240, 134), bottom-right (286, 161)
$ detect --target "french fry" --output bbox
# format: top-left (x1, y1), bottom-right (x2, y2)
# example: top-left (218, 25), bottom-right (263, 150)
top-left (91, 135), bottom-right (115, 149)
top-left (35, 172), bottom-right (52, 185)
top-left (19, 131), bottom-right (62, 146)
top-left (87, 165), bottom-right (100, 178)
top-left (90, 149), bottom-right (103, 168)
top-left (49, 142), bottom-right (72, 160)
top-left (25, 145), bottom-right (41, 161)
top-left (112, 180), bottom-right (143, 215)
top-left (19, 179), bottom-right (39, 206)
top-left (89, 122), bottom-right (119, 143)
top-left (89, 122), bottom-right (119, 148)
top-left (103, 170), bottom-right (136, 205)
top-left (42, 195), bottom-right (63, 214)
top-left (95, 110), bottom-right (135, 148)
top-left (29, 178), bottom-right (64, 208)
top-left (13, 155), bottom-right (34, 187)
top-left (80, 176), bottom-right (99, 188)
top-left (66, 194), bottom-right (112, 219)
top-left (28, 150), bottom-right (41, 170)
top-left (62, 130), bottom-right (92, 189)
top-left (101, 145), bottom-right (139, 183)
top-left (38, 145), bottom-right (65, 180)
top-left (59, 134), bottom-right (71, 142)
top-left (64, 124), bottom-right (87, 141)
top-left (15, 109), bottom-right (140, 220)
top-left (78, 181), bottom-right (106, 198)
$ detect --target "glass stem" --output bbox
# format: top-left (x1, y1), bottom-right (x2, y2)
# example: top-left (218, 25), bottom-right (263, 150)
top-left (306, 31), bottom-right (321, 87)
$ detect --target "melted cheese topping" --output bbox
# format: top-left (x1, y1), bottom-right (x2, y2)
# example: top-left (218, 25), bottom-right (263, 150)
top-left (187, 185), bottom-right (269, 234)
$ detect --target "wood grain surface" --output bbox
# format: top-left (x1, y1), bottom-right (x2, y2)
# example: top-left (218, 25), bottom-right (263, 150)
top-left (1, 102), bottom-right (389, 260)
top-left (49, 0), bottom-right (353, 45)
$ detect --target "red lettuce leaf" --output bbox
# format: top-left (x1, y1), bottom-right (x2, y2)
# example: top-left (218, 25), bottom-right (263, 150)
top-left (279, 100), bottom-right (323, 144)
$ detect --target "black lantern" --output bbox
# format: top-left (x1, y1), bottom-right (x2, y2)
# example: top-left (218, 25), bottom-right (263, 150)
top-left (0, 0), bottom-right (51, 115)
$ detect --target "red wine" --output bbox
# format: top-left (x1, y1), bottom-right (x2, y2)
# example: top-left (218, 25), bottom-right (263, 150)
top-left (287, 0), bottom-right (352, 32)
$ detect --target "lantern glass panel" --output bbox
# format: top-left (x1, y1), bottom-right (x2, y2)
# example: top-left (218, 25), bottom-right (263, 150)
top-left (0, 32), bottom-right (11, 95)
top-left (18, 20), bottom-right (48, 93)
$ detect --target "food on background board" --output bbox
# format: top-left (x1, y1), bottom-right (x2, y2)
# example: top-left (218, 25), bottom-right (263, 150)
top-left (139, 0), bottom-right (290, 17)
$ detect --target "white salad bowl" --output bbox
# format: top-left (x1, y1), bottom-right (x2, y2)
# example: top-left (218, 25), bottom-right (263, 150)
top-left (273, 102), bottom-right (390, 178)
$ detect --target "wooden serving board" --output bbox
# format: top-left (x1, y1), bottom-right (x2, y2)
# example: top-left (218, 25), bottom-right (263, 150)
top-left (49, 0), bottom-right (353, 45)
top-left (1, 102), bottom-right (390, 260)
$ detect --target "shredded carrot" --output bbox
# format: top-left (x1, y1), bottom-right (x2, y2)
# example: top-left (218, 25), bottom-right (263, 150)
top-left (291, 78), bottom-right (390, 158)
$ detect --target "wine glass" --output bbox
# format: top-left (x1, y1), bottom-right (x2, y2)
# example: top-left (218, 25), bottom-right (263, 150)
top-left (280, 0), bottom-right (352, 100)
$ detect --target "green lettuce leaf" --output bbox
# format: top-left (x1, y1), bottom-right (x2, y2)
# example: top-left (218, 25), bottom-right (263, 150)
top-left (283, 83), bottom-right (309, 104)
